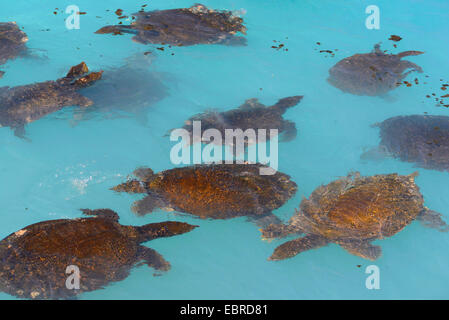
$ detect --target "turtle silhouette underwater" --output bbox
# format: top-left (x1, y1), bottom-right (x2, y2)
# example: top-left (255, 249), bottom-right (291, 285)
top-left (0, 22), bottom-right (29, 78)
top-left (112, 163), bottom-right (297, 227)
top-left (0, 208), bottom-right (198, 300)
top-left (327, 44), bottom-right (424, 96)
top-left (175, 95), bottom-right (303, 150)
top-left (74, 53), bottom-right (168, 125)
top-left (262, 172), bottom-right (448, 261)
top-left (362, 115), bottom-right (449, 172)
top-left (0, 62), bottom-right (103, 138)
top-left (95, 4), bottom-right (247, 46)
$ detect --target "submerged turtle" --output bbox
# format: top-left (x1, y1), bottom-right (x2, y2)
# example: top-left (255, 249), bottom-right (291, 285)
top-left (0, 208), bottom-right (197, 299)
top-left (175, 96), bottom-right (302, 150)
top-left (73, 53), bottom-right (167, 125)
top-left (362, 115), bottom-right (449, 172)
top-left (95, 4), bottom-right (247, 46)
top-left (0, 62), bottom-right (102, 138)
top-left (0, 22), bottom-right (28, 77)
top-left (112, 163), bottom-right (297, 227)
top-left (327, 44), bottom-right (424, 96)
top-left (262, 172), bottom-right (448, 261)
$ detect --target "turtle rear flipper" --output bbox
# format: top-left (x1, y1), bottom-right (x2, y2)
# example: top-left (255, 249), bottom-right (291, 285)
top-left (268, 234), bottom-right (328, 261)
top-left (360, 146), bottom-right (389, 162)
top-left (137, 246), bottom-right (171, 273)
top-left (80, 208), bottom-right (119, 221)
top-left (339, 240), bottom-right (382, 260)
top-left (13, 125), bottom-right (31, 142)
top-left (417, 208), bottom-right (449, 232)
top-left (279, 120), bottom-right (297, 142)
top-left (131, 193), bottom-right (168, 216)
top-left (248, 213), bottom-right (282, 229)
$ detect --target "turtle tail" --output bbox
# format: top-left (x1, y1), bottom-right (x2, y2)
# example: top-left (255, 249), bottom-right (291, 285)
top-left (135, 221), bottom-right (198, 243)
top-left (271, 95), bottom-right (303, 114)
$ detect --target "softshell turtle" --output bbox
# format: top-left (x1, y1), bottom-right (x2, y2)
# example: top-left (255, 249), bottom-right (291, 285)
top-left (327, 44), bottom-right (424, 96)
top-left (176, 95), bottom-right (302, 149)
top-left (112, 163), bottom-right (297, 227)
top-left (0, 62), bottom-right (102, 138)
top-left (0, 208), bottom-right (197, 299)
top-left (95, 4), bottom-right (247, 46)
top-left (262, 172), bottom-right (448, 261)
top-left (362, 115), bottom-right (449, 172)
top-left (74, 53), bottom-right (167, 125)
top-left (0, 22), bottom-right (28, 78)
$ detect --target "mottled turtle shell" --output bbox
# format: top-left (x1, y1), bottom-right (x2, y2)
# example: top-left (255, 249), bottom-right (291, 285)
top-left (95, 4), bottom-right (247, 46)
top-left (376, 115), bottom-right (449, 171)
top-left (289, 172), bottom-right (423, 241)
top-left (0, 209), bottom-right (197, 299)
top-left (0, 22), bottom-right (28, 67)
top-left (113, 163), bottom-right (297, 220)
top-left (327, 44), bottom-right (423, 96)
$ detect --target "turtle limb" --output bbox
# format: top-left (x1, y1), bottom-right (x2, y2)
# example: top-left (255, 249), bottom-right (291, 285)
top-left (80, 208), bottom-right (119, 222)
top-left (261, 223), bottom-right (299, 240)
top-left (400, 60), bottom-right (423, 73)
top-left (279, 120), bottom-right (297, 142)
top-left (131, 193), bottom-right (168, 216)
top-left (0, 70), bottom-right (4, 78)
top-left (268, 234), bottom-right (329, 261)
top-left (360, 145), bottom-right (390, 162)
top-left (397, 50), bottom-right (424, 58)
top-left (13, 125), bottom-right (31, 142)
top-left (339, 240), bottom-right (382, 260)
top-left (71, 93), bottom-right (94, 107)
top-left (137, 246), bottom-right (171, 272)
top-left (135, 221), bottom-right (198, 243)
top-left (417, 208), bottom-right (449, 232)
top-left (248, 213), bottom-right (282, 229)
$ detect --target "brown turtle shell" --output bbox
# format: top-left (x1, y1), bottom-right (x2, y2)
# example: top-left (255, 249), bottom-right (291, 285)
top-left (327, 44), bottom-right (423, 96)
top-left (113, 163), bottom-right (297, 220)
top-left (0, 209), bottom-right (197, 299)
top-left (288, 172), bottom-right (423, 241)
top-left (95, 4), bottom-right (247, 46)
top-left (0, 22), bottom-right (28, 70)
top-left (376, 115), bottom-right (449, 172)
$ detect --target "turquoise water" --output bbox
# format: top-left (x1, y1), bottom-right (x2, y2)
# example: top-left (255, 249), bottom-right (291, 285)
top-left (1, 0), bottom-right (449, 299)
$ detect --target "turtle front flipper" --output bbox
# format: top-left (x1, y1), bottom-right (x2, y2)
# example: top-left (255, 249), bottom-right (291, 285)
top-left (135, 221), bottom-right (198, 242)
top-left (71, 93), bottom-right (94, 107)
top-left (268, 234), bottom-right (329, 261)
top-left (80, 208), bottom-right (119, 221)
top-left (137, 246), bottom-right (171, 272)
top-left (131, 194), bottom-right (168, 216)
top-left (417, 208), bottom-right (449, 232)
top-left (339, 240), bottom-right (382, 260)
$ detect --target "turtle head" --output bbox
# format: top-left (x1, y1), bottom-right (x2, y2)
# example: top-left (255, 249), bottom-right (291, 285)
top-left (112, 180), bottom-right (147, 193)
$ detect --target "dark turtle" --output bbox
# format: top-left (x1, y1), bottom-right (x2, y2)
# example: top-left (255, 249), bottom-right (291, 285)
top-left (362, 115), bottom-right (449, 172)
top-left (0, 62), bottom-right (103, 138)
top-left (95, 4), bottom-right (247, 46)
top-left (73, 53), bottom-right (167, 125)
top-left (112, 163), bottom-right (297, 227)
top-left (0, 208), bottom-right (197, 299)
top-left (327, 44), bottom-right (424, 96)
top-left (262, 172), bottom-right (448, 261)
top-left (0, 22), bottom-right (28, 77)
top-left (175, 96), bottom-right (302, 149)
